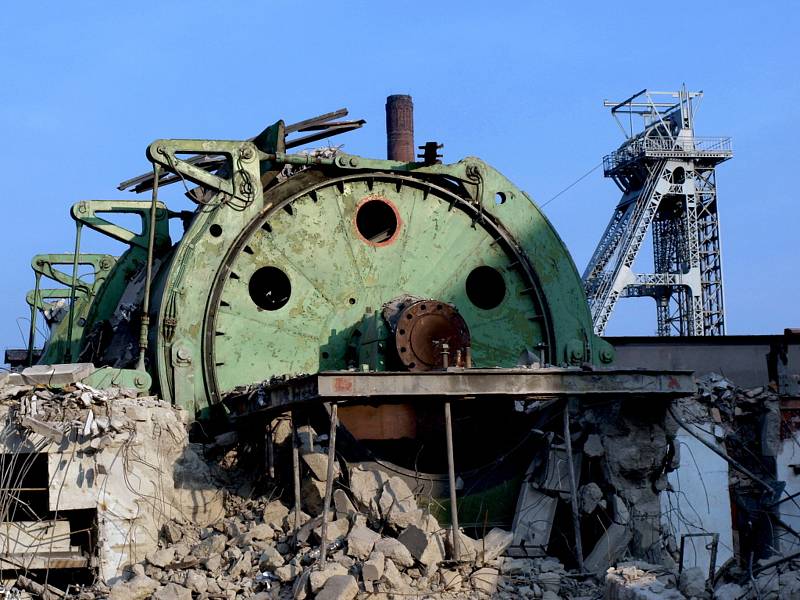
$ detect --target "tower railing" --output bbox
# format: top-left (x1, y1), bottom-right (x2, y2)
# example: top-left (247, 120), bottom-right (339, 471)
top-left (603, 136), bottom-right (732, 175)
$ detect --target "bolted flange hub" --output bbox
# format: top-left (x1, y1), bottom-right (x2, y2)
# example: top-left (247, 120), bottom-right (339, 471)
top-left (394, 300), bottom-right (470, 371)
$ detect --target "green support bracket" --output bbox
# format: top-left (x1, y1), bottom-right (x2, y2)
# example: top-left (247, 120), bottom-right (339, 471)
top-left (82, 366), bottom-right (152, 393)
top-left (71, 200), bottom-right (170, 251)
top-left (146, 140), bottom-right (264, 208)
top-left (26, 253), bottom-right (117, 365)
top-left (26, 287), bottom-right (82, 311)
top-left (32, 253), bottom-right (115, 295)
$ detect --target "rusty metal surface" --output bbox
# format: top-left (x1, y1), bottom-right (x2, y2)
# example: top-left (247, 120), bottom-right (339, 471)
top-left (394, 300), bottom-right (470, 371)
top-left (225, 368), bottom-right (695, 418)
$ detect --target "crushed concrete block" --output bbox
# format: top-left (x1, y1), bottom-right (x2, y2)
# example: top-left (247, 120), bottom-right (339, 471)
top-left (316, 574), bottom-right (358, 600)
top-left (501, 557), bottom-right (534, 575)
top-left (262, 500), bottom-right (290, 529)
top-left (714, 583), bottom-right (745, 600)
top-left (471, 567), bottom-right (499, 595)
top-left (584, 433), bottom-right (605, 457)
top-left (679, 566), bottom-right (706, 597)
top-left (13, 362), bottom-right (95, 386)
top-left (606, 565), bottom-right (685, 600)
top-left (191, 533), bottom-right (227, 560)
top-left (398, 524), bottom-right (428, 561)
top-left (609, 494), bottom-right (630, 525)
top-left (108, 575), bottom-right (160, 600)
top-left (296, 425), bottom-right (316, 453)
top-left (228, 550), bottom-right (252, 578)
top-left (584, 523), bottom-right (632, 573)
top-left (362, 551), bottom-right (385, 581)
top-left (125, 404), bottom-right (150, 422)
top-left (379, 476), bottom-right (420, 527)
top-left (346, 524), bottom-right (381, 559)
top-left (152, 582), bottom-right (192, 600)
top-left (146, 547), bottom-right (176, 568)
top-left (275, 563), bottom-right (301, 582)
top-left (182, 570), bottom-right (208, 594)
top-left (310, 562), bottom-right (348, 592)
top-left (259, 545), bottom-right (285, 570)
top-left (511, 488), bottom-right (557, 554)
top-left (440, 567), bottom-right (463, 591)
top-left (314, 518), bottom-right (350, 543)
top-left (246, 522), bottom-right (275, 541)
top-left (162, 521), bottom-right (183, 545)
top-left (334, 489), bottom-right (358, 519)
top-left (382, 558), bottom-right (407, 590)
top-left (537, 571), bottom-right (561, 593)
top-left (447, 529), bottom-right (478, 561)
top-left (478, 527), bottom-right (513, 563)
top-left (374, 536), bottom-right (415, 567)
top-left (349, 466), bottom-right (389, 518)
top-left (302, 477), bottom-right (327, 515)
top-left (303, 451), bottom-right (341, 481)
top-left (579, 482), bottom-right (604, 514)
top-left (202, 553), bottom-right (222, 574)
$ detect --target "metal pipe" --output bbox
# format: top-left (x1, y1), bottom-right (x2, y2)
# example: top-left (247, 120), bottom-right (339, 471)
top-left (318, 402), bottom-right (338, 565)
top-left (136, 163), bottom-right (161, 372)
top-left (465, 346), bottom-right (472, 369)
top-left (27, 273), bottom-right (41, 366)
top-left (65, 223), bottom-right (83, 362)
top-left (441, 342), bottom-right (450, 369)
top-left (386, 95), bottom-right (414, 162)
top-left (267, 421), bottom-right (275, 479)
top-left (563, 401), bottom-right (585, 571)
top-left (291, 412), bottom-right (302, 547)
top-left (444, 400), bottom-right (461, 560)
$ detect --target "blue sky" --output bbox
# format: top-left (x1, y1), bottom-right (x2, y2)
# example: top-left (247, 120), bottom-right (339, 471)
top-left (1, 1), bottom-right (798, 360)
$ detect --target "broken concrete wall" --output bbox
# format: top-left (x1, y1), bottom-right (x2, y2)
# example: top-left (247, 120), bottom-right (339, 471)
top-left (0, 382), bottom-right (224, 584)
top-left (662, 424), bottom-right (734, 575)
top-left (776, 429), bottom-right (800, 554)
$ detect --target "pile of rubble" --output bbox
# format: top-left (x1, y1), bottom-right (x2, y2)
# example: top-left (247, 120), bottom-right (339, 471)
top-left (89, 461), bottom-right (597, 600)
top-left (4, 367), bottom-right (795, 598)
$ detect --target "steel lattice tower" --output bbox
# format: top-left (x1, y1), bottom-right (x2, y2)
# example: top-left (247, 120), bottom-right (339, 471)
top-left (583, 88), bottom-right (732, 336)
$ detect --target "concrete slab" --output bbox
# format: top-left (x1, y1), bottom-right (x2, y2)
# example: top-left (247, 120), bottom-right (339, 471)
top-left (9, 363), bottom-right (95, 387)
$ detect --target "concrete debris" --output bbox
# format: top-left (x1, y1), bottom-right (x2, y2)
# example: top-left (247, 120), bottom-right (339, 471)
top-left (0, 369), bottom-right (793, 599)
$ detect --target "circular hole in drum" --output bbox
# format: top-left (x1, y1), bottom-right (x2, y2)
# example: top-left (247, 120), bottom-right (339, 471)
top-left (399, 329), bottom-right (405, 335)
top-left (321, 351), bottom-right (329, 359)
top-left (349, 298), bottom-right (356, 305)
top-left (466, 266), bottom-right (506, 310)
top-left (248, 266), bottom-right (291, 311)
top-left (356, 199), bottom-right (398, 244)
top-left (209, 224), bottom-right (223, 237)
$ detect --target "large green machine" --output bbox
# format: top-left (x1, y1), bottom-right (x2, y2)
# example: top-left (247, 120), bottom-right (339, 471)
top-left (20, 104), bottom-right (613, 418)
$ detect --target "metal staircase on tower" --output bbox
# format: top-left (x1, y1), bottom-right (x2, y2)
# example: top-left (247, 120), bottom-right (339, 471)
top-left (583, 87), bottom-right (733, 336)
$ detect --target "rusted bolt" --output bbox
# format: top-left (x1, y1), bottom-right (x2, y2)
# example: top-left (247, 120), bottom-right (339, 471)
top-left (600, 348), bottom-right (614, 363)
top-left (177, 347), bottom-right (190, 361)
top-left (338, 156), bottom-right (348, 167)
top-left (349, 157), bottom-right (359, 167)
top-left (240, 146), bottom-right (254, 160)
